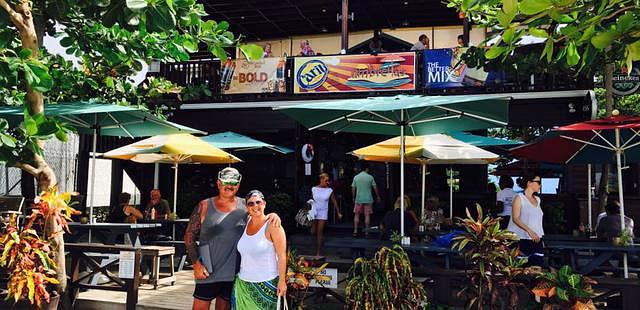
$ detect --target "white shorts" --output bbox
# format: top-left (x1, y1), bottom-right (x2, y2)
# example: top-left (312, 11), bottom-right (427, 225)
top-left (314, 206), bottom-right (328, 220)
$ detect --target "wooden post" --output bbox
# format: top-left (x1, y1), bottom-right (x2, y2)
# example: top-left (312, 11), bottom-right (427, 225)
top-left (341, 0), bottom-right (349, 52)
top-left (124, 249), bottom-right (142, 310)
top-left (462, 18), bottom-right (470, 47)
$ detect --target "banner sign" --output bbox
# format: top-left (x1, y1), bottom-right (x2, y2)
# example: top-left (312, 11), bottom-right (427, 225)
top-left (423, 48), bottom-right (489, 89)
top-left (221, 57), bottom-right (286, 94)
top-left (293, 52), bottom-right (416, 93)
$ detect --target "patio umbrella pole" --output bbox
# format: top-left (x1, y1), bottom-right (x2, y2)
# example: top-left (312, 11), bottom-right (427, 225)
top-left (400, 110), bottom-right (405, 237)
top-left (88, 121), bottom-right (97, 242)
top-left (587, 164), bottom-right (592, 230)
top-left (615, 128), bottom-right (629, 278)
top-left (154, 163), bottom-right (160, 188)
top-left (173, 163), bottom-right (178, 240)
top-left (421, 161), bottom-right (426, 222)
top-left (449, 166), bottom-right (453, 220)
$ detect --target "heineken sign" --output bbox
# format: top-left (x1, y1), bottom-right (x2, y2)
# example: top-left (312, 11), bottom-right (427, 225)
top-left (612, 66), bottom-right (640, 96)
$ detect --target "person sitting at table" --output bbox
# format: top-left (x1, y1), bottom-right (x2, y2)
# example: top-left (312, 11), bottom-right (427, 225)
top-left (380, 195), bottom-right (417, 240)
top-left (144, 189), bottom-right (171, 220)
top-left (596, 201), bottom-right (634, 240)
top-left (109, 192), bottom-right (143, 223)
top-left (508, 173), bottom-right (545, 267)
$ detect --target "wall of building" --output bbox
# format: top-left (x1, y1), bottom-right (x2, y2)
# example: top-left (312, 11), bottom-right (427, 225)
top-left (242, 26), bottom-right (486, 57)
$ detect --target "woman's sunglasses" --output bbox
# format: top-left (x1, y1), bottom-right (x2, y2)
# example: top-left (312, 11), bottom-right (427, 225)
top-left (247, 200), bottom-right (264, 207)
top-left (530, 180), bottom-right (542, 184)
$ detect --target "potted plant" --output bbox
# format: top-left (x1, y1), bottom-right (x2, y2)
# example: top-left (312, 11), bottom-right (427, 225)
top-left (0, 187), bottom-right (78, 309)
top-left (532, 266), bottom-right (597, 310)
top-left (452, 204), bottom-right (541, 309)
top-left (345, 245), bottom-right (428, 309)
top-left (618, 230), bottom-right (634, 247)
top-left (286, 250), bottom-right (329, 309)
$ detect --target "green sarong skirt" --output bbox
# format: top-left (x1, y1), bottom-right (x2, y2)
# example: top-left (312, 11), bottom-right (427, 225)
top-left (232, 276), bottom-right (278, 310)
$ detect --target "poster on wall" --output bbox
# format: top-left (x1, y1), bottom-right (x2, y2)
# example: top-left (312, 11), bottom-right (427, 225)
top-left (423, 48), bottom-right (489, 89)
top-left (293, 52), bottom-right (416, 93)
top-left (221, 57), bottom-right (286, 94)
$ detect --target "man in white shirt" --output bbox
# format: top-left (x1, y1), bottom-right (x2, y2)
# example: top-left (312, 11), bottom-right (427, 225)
top-left (496, 176), bottom-right (515, 229)
top-left (410, 34), bottom-right (430, 51)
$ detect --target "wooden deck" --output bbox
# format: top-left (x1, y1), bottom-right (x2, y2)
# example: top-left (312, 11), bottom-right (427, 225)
top-left (75, 270), bottom-right (205, 310)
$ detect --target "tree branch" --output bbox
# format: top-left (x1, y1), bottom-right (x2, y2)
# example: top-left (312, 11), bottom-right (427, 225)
top-left (0, 0), bottom-right (25, 29)
top-left (602, 5), bottom-right (635, 22)
top-left (15, 161), bottom-right (40, 176)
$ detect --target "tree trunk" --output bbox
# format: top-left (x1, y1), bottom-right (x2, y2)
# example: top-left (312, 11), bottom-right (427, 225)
top-left (1, 0), bottom-right (65, 294)
top-left (598, 62), bottom-right (615, 210)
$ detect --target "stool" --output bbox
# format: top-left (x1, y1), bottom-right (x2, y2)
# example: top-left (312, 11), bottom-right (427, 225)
top-left (140, 246), bottom-right (176, 289)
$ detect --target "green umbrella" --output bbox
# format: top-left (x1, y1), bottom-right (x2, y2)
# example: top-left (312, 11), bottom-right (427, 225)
top-left (202, 131), bottom-right (293, 154)
top-left (277, 94), bottom-right (510, 236)
top-left (0, 101), bottom-right (204, 223)
top-left (449, 132), bottom-right (522, 147)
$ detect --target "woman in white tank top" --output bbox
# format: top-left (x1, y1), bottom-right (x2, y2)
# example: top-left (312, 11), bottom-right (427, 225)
top-left (507, 173), bottom-right (545, 267)
top-left (232, 190), bottom-right (287, 310)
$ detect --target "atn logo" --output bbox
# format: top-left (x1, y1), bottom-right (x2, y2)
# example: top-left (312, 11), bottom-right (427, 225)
top-left (296, 60), bottom-right (329, 90)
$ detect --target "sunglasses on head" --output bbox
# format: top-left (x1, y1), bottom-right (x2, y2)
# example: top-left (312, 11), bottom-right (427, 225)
top-left (221, 181), bottom-right (239, 186)
top-left (247, 200), bottom-right (264, 207)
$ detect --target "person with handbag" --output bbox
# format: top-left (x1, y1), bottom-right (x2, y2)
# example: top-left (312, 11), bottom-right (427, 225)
top-left (311, 173), bottom-right (342, 257)
top-left (184, 168), bottom-right (281, 310)
top-left (233, 190), bottom-right (287, 309)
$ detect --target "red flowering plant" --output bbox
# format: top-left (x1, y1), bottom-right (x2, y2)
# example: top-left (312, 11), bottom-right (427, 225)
top-left (0, 187), bottom-right (79, 307)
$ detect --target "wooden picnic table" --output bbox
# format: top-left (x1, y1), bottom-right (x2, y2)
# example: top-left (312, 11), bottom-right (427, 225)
top-left (545, 240), bottom-right (640, 275)
top-left (323, 237), bottom-right (456, 268)
top-left (67, 222), bottom-right (162, 245)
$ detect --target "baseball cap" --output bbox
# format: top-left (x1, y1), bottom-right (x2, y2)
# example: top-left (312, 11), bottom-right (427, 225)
top-left (218, 167), bottom-right (242, 183)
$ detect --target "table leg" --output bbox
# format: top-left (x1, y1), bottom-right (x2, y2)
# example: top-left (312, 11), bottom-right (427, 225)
top-left (577, 251), bottom-right (614, 275)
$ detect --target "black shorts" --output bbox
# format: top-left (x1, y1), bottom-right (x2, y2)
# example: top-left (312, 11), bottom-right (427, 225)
top-left (193, 281), bottom-right (233, 301)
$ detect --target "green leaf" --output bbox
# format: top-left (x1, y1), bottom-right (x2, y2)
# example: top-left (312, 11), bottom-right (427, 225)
top-left (209, 45), bottom-right (227, 61)
top-left (18, 49), bottom-right (32, 59)
top-left (85, 78), bottom-right (99, 89)
top-left (216, 21), bottom-right (229, 32)
top-left (502, 28), bottom-right (516, 44)
top-left (591, 30), bottom-right (616, 49)
top-left (238, 44), bottom-right (263, 61)
top-left (541, 39), bottom-right (553, 63)
top-left (496, 12), bottom-right (513, 28)
top-left (24, 118), bottom-right (37, 136)
top-left (567, 274), bottom-right (581, 288)
top-left (182, 35), bottom-right (199, 53)
top-left (147, 4), bottom-right (177, 31)
top-left (520, 0), bottom-right (552, 15)
top-left (485, 46), bottom-right (508, 59)
top-left (529, 27), bottom-right (548, 38)
top-left (55, 130), bottom-right (68, 142)
top-left (0, 134), bottom-right (15, 148)
top-left (37, 121), bottom-right (58, 136)
top-left (26, 62), bottom-right (52, 92)
top-left (32, 112), bottom-right (45, 125)
top-left (462, 0), bottom-right (478, 10)
top-left (577, 25), bottom-right (596, 44)
top-left (625, 41), bottom-right (640, 72)
top-left (126, 0), bottom-right (147, 11)
top-left (60, 36), bottom-right (75, 47)
top-left (566, 41), bottom-right (580, 66)
top-left (556, 287), bottom-right (569, 301)
top-left (96, 0), bottom-right (111, 7)
top-left (617, 12), bottom-right (635, 34)
top-left (502, 0), bottom-right (517, 16)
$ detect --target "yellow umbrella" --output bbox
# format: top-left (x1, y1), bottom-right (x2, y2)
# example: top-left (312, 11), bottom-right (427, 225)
top-left (104, 134), bottom-right (241, 218)
top-left (350, 134), bottom-right (499, 220)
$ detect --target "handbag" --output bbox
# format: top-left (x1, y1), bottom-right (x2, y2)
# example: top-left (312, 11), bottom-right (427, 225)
top-left (295, 199), bottom-right (314, 227)
top-left (276, 295), bottom-right (289, 310)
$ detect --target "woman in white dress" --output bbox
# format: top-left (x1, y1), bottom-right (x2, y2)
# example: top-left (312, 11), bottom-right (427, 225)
top-left (311, 173), bottom-right (343, 257)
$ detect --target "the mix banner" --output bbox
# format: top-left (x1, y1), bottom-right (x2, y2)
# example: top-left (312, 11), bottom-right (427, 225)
top-left (423, 48), bottom-right (489, 89)
top-left (221, 57), bottom-right (286, 94)
top-left (293, 52), bottom-right (416, 93)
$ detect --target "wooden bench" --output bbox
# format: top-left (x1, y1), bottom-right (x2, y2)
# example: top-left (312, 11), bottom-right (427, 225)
top-left (66, 243), bottom-right (142, 310)
top-left (140, 245), bottom-right (176, 289)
